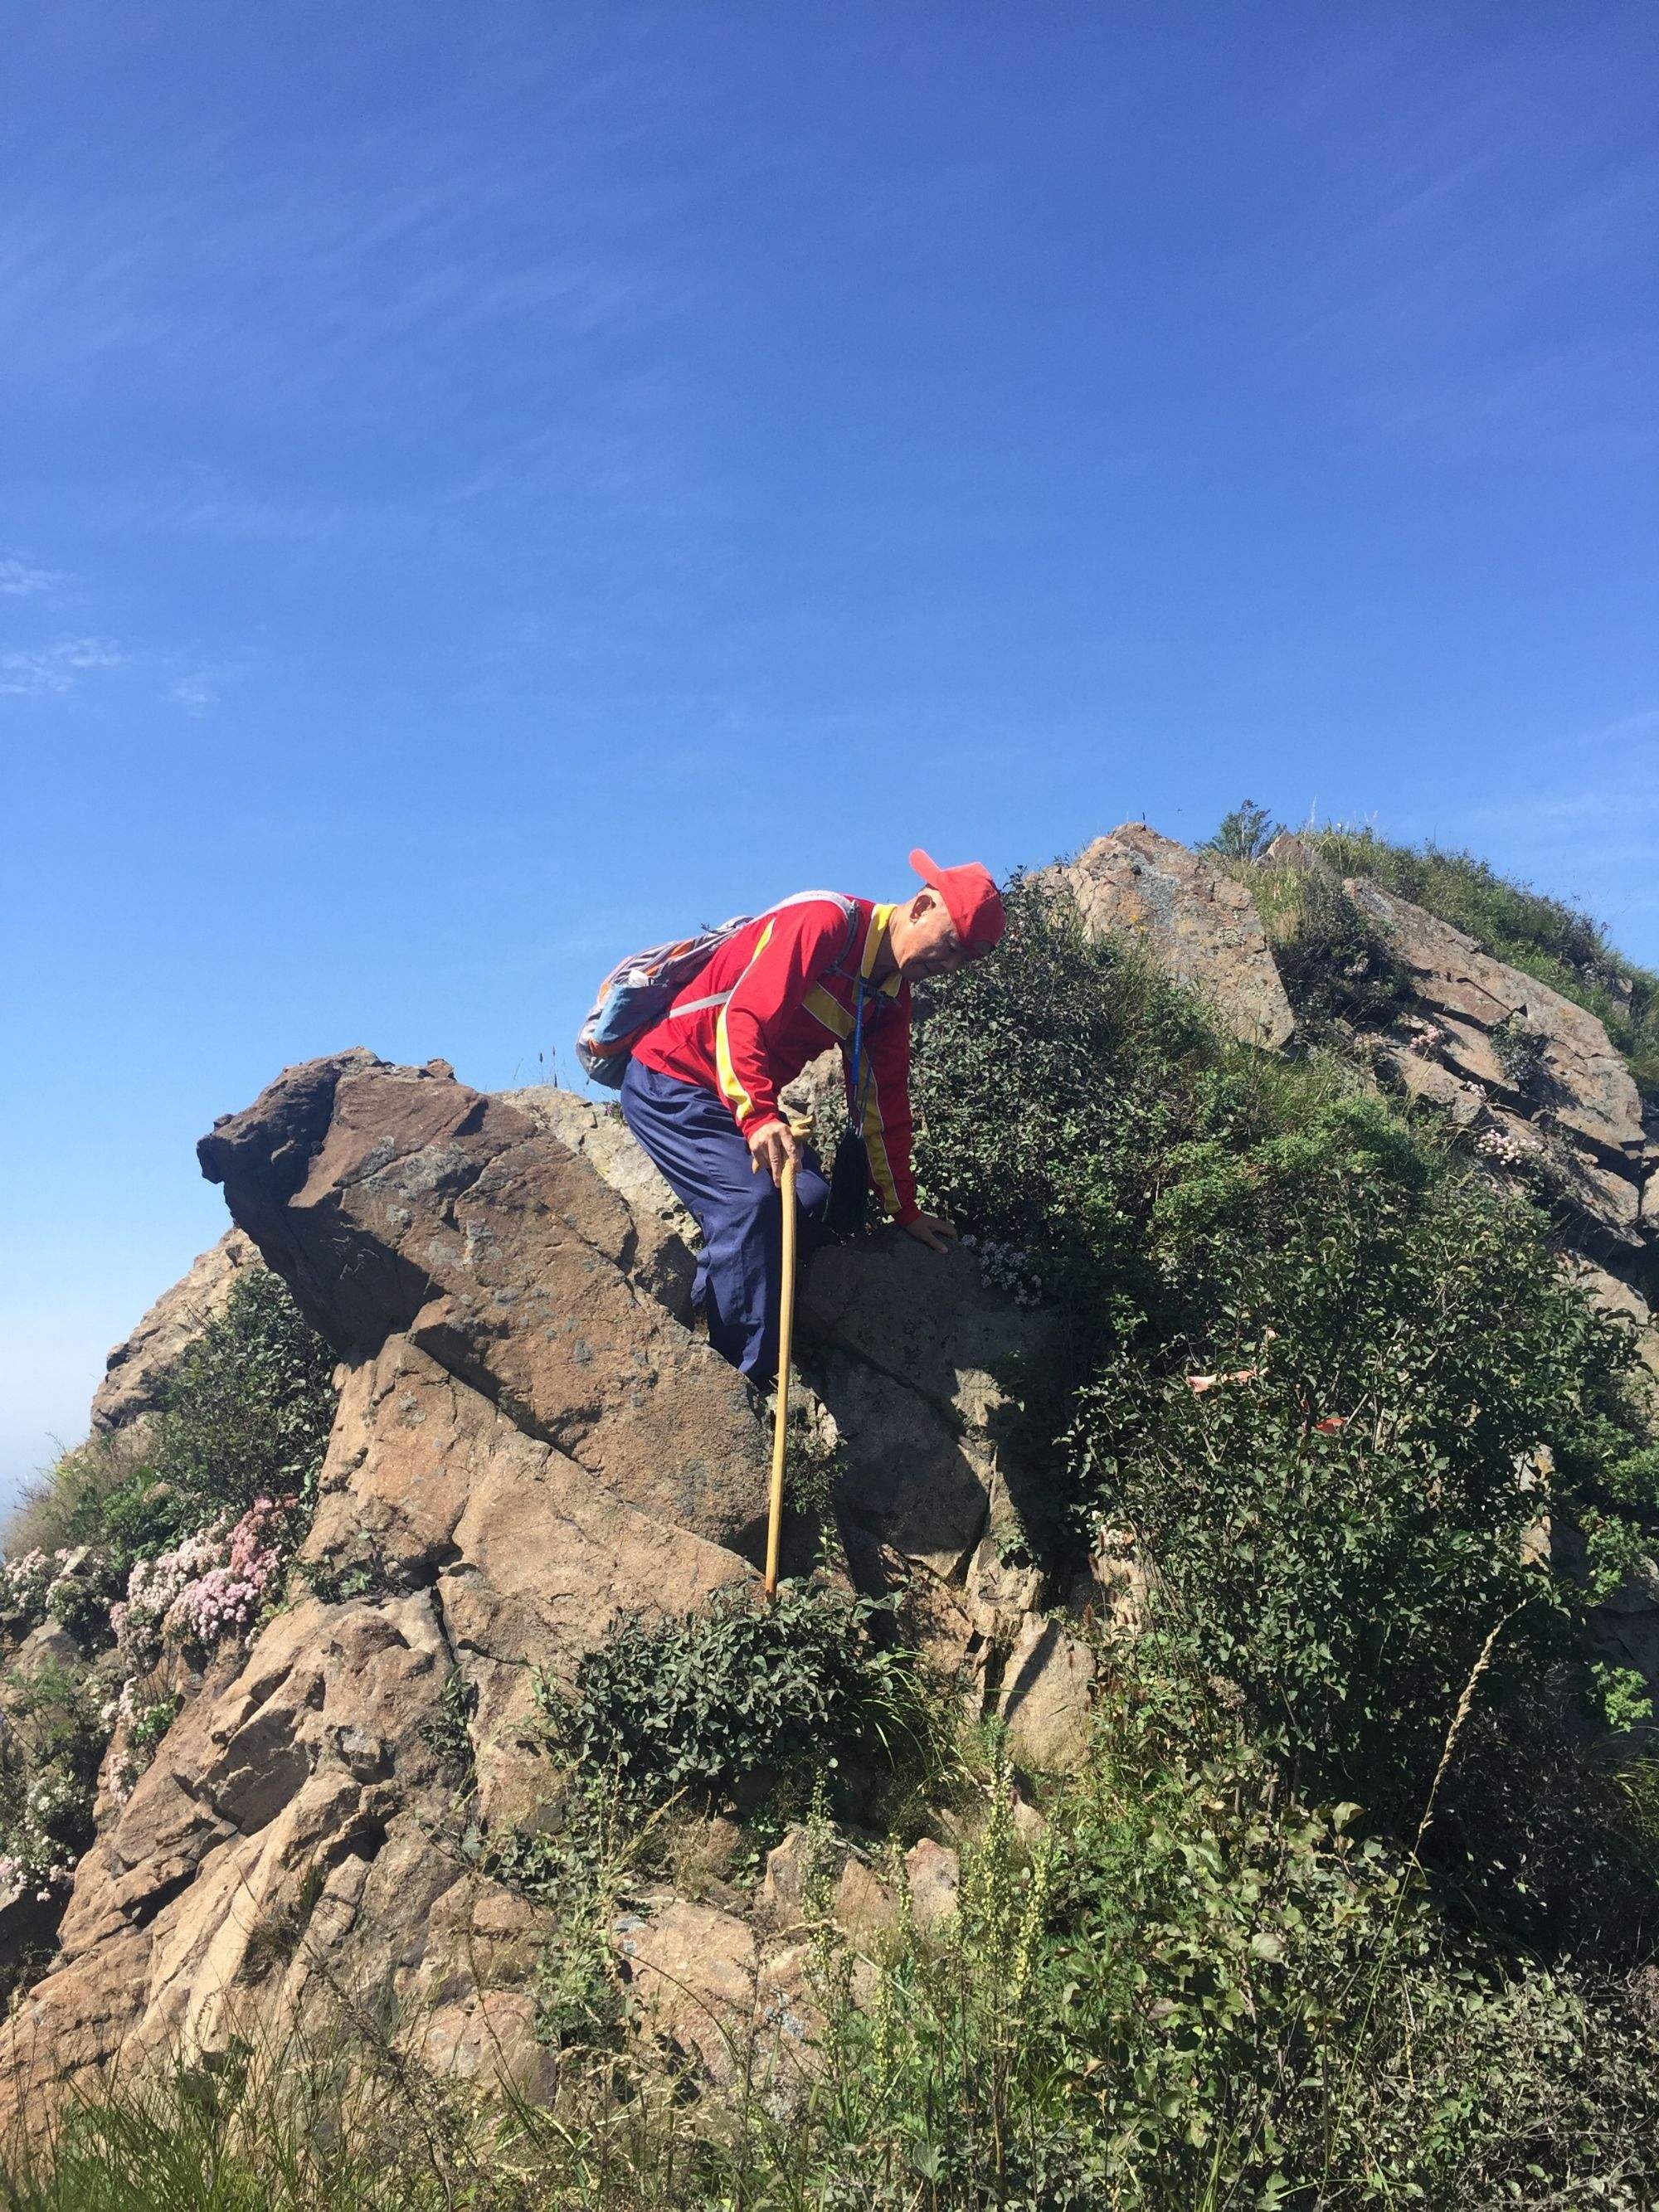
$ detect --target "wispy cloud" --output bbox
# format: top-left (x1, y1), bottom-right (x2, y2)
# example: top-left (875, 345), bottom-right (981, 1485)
top-left (0, 537), bottom-right (250, 714)
top-left (1462, 707), bottom-right (1659, 952)
top-left (0, 636), bottom-right (124, 698)
top-left (1212, 18), bottom-right (1659, 452)
top-left (0, 553), bottom-right (66, 598)
top-left (165, 666), bottom-right (230, 716)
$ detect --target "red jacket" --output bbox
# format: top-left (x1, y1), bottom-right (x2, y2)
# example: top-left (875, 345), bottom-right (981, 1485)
top-left (631, 894), bottom-right (919, 1225)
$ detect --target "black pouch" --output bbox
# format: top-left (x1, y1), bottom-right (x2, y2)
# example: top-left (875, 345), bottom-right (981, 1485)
top-left (826, 970), bottom-right (871, 1239)
top-left (827, 1128), bottom-right (869, 1238)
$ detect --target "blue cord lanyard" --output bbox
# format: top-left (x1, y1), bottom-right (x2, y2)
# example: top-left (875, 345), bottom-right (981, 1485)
top-left (848, 974), bottom-right (869, 1133)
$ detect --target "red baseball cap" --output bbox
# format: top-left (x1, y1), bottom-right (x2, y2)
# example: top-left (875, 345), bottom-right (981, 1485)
top-left (908, 848), bottom-right (1005, 955)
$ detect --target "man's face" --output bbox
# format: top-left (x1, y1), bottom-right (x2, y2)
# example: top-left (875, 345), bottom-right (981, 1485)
top-left (891, 890), bottom-right (968, 981)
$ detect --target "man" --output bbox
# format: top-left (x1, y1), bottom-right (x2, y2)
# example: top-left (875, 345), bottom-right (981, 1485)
top-left (620, 848), bottom-right (1005, 1381)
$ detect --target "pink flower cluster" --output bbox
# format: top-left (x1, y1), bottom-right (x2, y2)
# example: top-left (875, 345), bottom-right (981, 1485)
top-left (111, 1499), bottom-right (294, 1665)
top-left (166, 1498), bottom-right (289, 1647)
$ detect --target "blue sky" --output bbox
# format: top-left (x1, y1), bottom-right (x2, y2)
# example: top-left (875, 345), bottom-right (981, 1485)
top-left (3, 2), bottom-right (1656, 1501)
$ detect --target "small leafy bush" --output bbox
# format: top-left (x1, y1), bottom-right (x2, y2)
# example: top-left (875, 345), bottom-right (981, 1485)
top-left (0, 1662), bottom-right (107, 1904)
top-left (64, 1271), bottom-right (335, 1573)
top-left (1201, 796), bottom-right (1280, 862)
top-left (536, 1580), bottom-right (935, 1814)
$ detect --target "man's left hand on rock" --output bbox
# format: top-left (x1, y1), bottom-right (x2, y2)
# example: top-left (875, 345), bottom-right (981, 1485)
top-left (903, 1213), bottom-right (958, 1255)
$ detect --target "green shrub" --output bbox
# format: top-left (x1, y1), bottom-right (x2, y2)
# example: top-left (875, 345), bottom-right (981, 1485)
top-left (0, 1661), bottom-right (107, 1903)
top-left (1072, 1139), bottom-right (1642, 1791)
top-left (63, 1271), bottom-right (335, 1572)
top-left (1237, 857), bottom-right (1410, 1033)
top-left (914, 879), bottom-right (1657, 1951)
top-left (729, 1682), bottom-right (1659, 2210)
top-left (536, 1579), bottom-right (940, 1817)
top-left (912, 873), bottom-right (1222, 1347)
top-left (1201, 797), bottom-right (1280, 862)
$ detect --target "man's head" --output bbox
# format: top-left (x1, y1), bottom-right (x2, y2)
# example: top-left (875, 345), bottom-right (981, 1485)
top-left (888, 849), bottom-right (1005, 982)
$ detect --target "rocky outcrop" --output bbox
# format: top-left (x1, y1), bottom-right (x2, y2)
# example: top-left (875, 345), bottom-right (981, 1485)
top-left (1045, 824), bottom-right (1295, 1049)
top-left (90, 1228), bottom-right (263, 1434)
top-left (197, 1051), bottom-right (771, 1549)
top-left (0, 1053), bottom-right (1071, 2133)
top-left (1345, 881), bottom-right (1652, 1257)
top-left (1564, 1261), bottom-right (1659, 1394)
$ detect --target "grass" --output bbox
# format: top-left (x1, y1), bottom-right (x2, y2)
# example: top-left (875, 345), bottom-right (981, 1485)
top-left (9, 1703), bottom-right (1659, 2210)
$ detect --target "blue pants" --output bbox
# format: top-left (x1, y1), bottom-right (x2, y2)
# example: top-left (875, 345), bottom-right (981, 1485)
top-left (620, 1059), bottom-right (830, 1382)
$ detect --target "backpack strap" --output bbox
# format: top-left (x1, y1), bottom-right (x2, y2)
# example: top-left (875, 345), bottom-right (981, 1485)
top-left (664, 890), bottom-right (859, 1020)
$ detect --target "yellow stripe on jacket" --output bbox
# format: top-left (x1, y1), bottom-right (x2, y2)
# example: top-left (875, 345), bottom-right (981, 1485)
top-left (862, 1062), bottom-right (902, 1217)
top-left (714, 919), bottom-right (774, 1121)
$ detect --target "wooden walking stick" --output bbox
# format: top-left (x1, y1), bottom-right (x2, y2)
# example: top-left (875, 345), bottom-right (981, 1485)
top-left (763, 1116), bottom-right (811, 1600)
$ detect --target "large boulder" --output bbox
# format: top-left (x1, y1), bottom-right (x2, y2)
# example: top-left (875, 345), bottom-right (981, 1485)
top-left (494, 1080), bottom-right (1063, 1653)
top-left (1044, 824), bottom-right (1295, 1048)
top-left (198, 1052), bottom-right (771, 1550)
top-left (90, 1228), bottom-right (263, 1434)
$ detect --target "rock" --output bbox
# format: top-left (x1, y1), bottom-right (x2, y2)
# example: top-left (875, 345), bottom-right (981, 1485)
top-left (1368, 1039), bottom-right (1487, 1127)
top-left (0, 1051), bottom-right (790, 2141)
top-left (797, 1232), bottom-right (1061, 1595)
top-left (1073, 1522), bottom-right (1153, 1641)
top-left (499, 1087), bottom-right (696, 1313)
top-left (779, 1047), bottom-right (848, 1145)
top-left (90, 1229), bottom-right (263, 1433)
top-left (415, 1987), bottom-right (557, 2104)
top-left (903, 1838), bottom-right (960, 1930)
top-left (0, 1592), bottom-right (450, 2130)
top-left (10, 1621), bottom-right (83, 1677)
top-left (805, 1353), bottom-right (992, 1581)
top-left (1343, 882), bottom-right (1646, 1172)
top-left (301, 1334), bottom-right (752, 1824)
top-left (0, 1037), bottom-right (1112, 2137)
top-left (1561, 1262), bottom-right (1659, 1388)
top-left (995, 1614), bottom-right (1095, 1772)
top-left (1043, 824), bottom-right (1295, 1048)
top-left (759, 1826), bottom-right (898, 1946)
top-left (197, 1053), bottom-right (771, 1551)
top-left (1537, 1131), bottom-right (1646, 1250)
top-left (610, 1894), bottom-right (759, 2088)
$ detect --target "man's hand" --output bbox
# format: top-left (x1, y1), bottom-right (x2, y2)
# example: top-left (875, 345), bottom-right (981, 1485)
top-left (903, 1212), bottom-right (957, 1255)
top-left (747, 1121), bottom-right (804, 1189)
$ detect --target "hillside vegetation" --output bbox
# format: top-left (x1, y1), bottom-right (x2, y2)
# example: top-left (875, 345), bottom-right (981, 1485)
top-left (1212, 803), bottom-right (1659, 1099)
top-left (3, 825), bottom-right (1659, 2206)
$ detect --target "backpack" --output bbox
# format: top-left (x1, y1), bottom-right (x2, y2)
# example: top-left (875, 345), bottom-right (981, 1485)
top-left (576, 891), bottom-right (857, 1089)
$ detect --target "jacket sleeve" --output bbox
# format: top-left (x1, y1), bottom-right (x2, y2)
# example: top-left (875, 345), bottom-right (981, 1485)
top-left (858, 986), bottom-right (920, 1225)
top-left (715, 900), bottom-right (850, 1137)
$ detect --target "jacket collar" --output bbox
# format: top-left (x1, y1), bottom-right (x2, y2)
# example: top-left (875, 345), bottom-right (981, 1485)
top-left (864, 902), bottom-right (903, 996)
